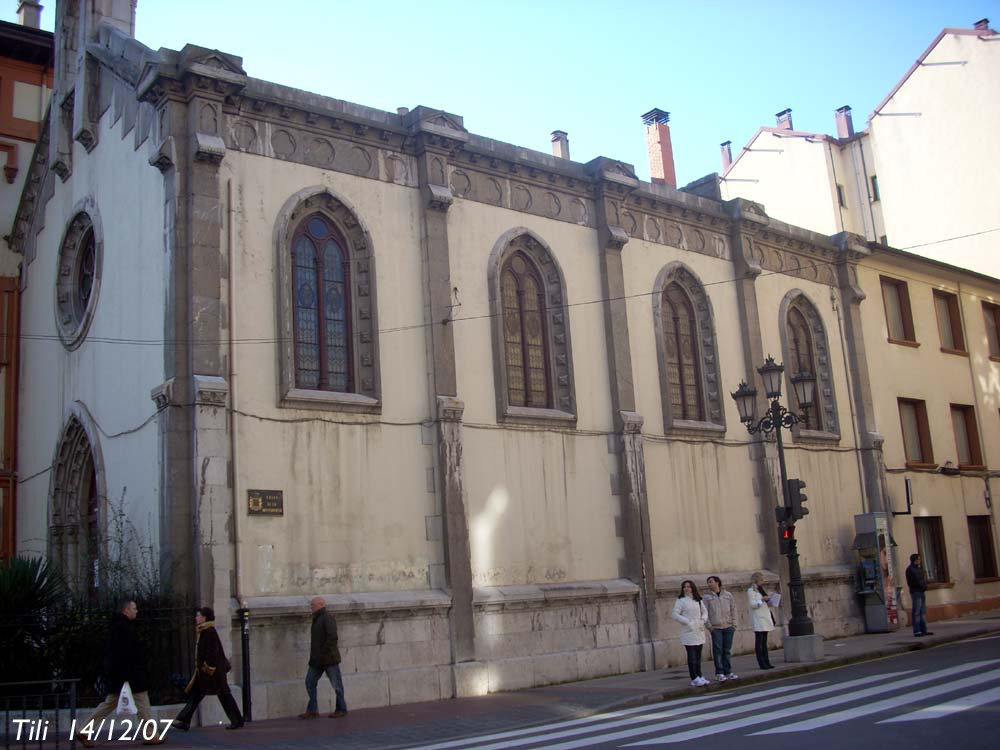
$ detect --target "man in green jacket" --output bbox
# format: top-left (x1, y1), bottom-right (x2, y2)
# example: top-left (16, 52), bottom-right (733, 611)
top-left (299, 597), bottom-right (348, 719)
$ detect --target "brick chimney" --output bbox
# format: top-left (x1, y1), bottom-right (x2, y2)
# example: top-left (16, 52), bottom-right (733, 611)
top-left (17, 0), bottom-right (42, 28)
top-left (720, 141), bottom-right (732, 171)
top-left (642, 108), bottom-right (676, 188)
top-left (835, 106), bottom-right (855, 138)
top-left (974, 18), bottom-right (990, 30)
top-left (551, 130), bottom-right (570, 160)
top-left (775, 108), bottom-right (793, 130)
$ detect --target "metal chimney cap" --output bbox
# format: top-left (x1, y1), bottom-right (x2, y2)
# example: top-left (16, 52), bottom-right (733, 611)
top-left (641, 108), bottom-right (670, 126)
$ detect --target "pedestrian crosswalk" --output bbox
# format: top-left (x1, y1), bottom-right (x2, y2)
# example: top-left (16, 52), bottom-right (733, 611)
top-left (402, 658), bottom-right (1000, 749)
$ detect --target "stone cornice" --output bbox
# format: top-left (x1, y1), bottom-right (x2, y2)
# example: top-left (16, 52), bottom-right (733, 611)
top-left (6, 106), bottom-right (50, 255)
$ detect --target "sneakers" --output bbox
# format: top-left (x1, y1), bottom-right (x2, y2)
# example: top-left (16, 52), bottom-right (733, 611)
top-left (727, 673), bottom-right (739, 680)
top-left (691, 676), bottom-right (710, 686)
top-left (716, 674), bottom-right (728, 682)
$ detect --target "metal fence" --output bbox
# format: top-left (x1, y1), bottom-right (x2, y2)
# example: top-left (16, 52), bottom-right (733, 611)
top-left (0, 604), bottom-right (194, 709)
top-left (0, 679), bottom-right (77, 750)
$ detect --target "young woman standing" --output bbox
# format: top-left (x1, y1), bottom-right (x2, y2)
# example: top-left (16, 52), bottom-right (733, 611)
top-left (747, 572), bottom-right (775, 669)
top-left (672, 579), bottom-right (710, 686)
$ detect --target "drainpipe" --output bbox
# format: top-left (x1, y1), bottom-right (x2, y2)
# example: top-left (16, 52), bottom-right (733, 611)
top-left (226, 177), bottom-right (245, 607)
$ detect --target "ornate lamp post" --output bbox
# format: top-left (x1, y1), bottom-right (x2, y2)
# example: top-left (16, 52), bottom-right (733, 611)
top-left (731, 356), bottom-right (817, 638)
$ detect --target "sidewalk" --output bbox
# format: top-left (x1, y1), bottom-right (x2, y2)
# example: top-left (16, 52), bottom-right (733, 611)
top-left (87, 614), bottom-right (1000, 749)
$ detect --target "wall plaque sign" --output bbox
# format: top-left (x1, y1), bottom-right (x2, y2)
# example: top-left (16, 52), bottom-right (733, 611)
top-left (248, 489), bottom-right (283, 516)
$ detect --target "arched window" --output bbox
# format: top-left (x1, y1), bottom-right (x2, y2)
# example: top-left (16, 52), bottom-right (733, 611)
top-left (662, 283), bottom-right (704, 422)
top-left (780, 292), bottom-right (839, 438)
top-left (275, 188), bottom-right (380, 412)
top-left (488, 229), bottom-right (575, 424)
top-left (49, 413), bottom-right (104, 601)
top-left (501, 252), bottom-right (550, 408)
top-left (653, 263), bottom-right (724, 432)
top-left (786, 306), bottom-right (822, 430)
top-left (292, 214), bottom-right (352, 392)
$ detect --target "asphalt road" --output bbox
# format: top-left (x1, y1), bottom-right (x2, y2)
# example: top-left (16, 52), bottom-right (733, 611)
top-left (398, 635), bottom-right (1000, 750)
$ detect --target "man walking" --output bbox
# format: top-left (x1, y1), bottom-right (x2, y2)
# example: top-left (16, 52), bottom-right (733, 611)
top-left (704, 576), bottom-right (738, 682)
top-left (905, 554), bottom-right (934, 637)
top-left (299, 597), bottom-right (348, 719)
top-left (75, 599), bottom-right (164, 746)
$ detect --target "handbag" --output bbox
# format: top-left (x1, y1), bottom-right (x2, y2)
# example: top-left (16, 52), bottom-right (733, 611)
top-left (116, 681), bottom-right (139, 715)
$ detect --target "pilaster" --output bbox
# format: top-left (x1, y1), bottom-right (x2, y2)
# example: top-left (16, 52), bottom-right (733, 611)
top-left (725, 198), bottom-right (782, 573)
top-left (407, 109), bottom-right (477, 672)
top-left (832, 233), bottom-right (887, 513)
top-left (138, 47), bottom-right (247, 627)
top-left (587, 157), bottom-right (657, 664)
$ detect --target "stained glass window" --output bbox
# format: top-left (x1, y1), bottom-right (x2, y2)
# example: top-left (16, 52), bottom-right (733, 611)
top-left (501, 252), bottom-right (549, 408)
top-left (292, 214), bottom-right (353, 392)
top-left (662, 283), bottom-right (703, 421)
top-left (787, 306), bottom-right (822, 430)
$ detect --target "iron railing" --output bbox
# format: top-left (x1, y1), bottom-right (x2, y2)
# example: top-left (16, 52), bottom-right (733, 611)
top-left (1, 679), bottom-right (77, 749)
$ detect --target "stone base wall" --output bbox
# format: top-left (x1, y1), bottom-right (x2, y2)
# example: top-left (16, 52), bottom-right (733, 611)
top-left (221, 572), bottom-right (867, 721)
top-left (227, 591), bottom-right (454, 721)
top-left (471, 580), bottom-right (647, 693)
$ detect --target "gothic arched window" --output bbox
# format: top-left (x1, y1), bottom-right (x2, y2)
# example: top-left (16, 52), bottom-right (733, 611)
top-left (653, 263), bottom-right (724, 432)
top-left (488, 229), bottom-right (575, 425)
top-left (786, 306), bottom-right (822, 430)
top-left (275, 188), bottom-right (380, 412)
top-left (292, 214), bottom-right (352, 392)
top-left (501, 251), bottom-right (550, 408)
top-left (780, 292), bottom-right (840, 438)
top-left (662, 282), bottom-right (704, 422)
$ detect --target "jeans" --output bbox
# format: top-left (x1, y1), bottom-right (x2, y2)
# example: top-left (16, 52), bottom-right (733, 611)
top-left (684, 645), bottom-right (703, 680)
top-left (754, 631), bottom-right (772, 668)
top-left (911, 591), bottom-right (928, 635)
top-left (305, 664), bottom-right (347, 714)
top-left (710, 627), bottom-right (735, 675)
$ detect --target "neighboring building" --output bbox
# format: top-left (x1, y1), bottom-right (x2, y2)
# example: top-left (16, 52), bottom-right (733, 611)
top-left (8, 0), bottom-right (997, 719)
top-left (715, 18), bottom-right (1000, 623)
top-left (0, 1), bottom-right (52, 559)
top-left (718, 19), bottom-right (999, 278)
top-left (858, 247), bottom-right (1000, 620)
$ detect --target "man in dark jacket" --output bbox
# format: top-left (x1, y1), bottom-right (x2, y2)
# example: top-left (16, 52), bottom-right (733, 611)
top-left (905, 554), bottom-right (934, 637)
top-left (75, 600), bottom-right (164, 746)
top-left (299, 597), bottom-right (347, 719)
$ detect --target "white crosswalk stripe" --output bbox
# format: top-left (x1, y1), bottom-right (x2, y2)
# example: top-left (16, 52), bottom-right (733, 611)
top-left (401, 659), bottom-right (1000, 750)
top-left (401, 681), bottom-right (823, 750)
top-left (625, 660), bottom-right (998, 746)
top-left (878, 684), bottom-right (1000, 723)
top-left (444, 671), bottom-right (903, 750)
top-left (752, 667), bottom-right (1000, 734)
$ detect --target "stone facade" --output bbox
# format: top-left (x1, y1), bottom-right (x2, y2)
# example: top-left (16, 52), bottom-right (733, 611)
top-left (10, 2), bottom-right (998, 720)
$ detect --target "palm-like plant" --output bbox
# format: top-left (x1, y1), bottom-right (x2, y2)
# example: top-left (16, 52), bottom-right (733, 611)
top-left (0, 555), bottom-right (67, 684)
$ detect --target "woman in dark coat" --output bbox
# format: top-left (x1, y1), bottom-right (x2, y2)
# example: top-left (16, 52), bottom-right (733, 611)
top-left (172, 607), bottom-right (244, 731)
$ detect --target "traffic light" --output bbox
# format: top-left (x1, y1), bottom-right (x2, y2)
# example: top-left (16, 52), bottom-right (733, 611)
top-left (774, 505), bottom-right (791, 524)
top-left (778, 523), bottom-right (795, 555)
top-left (787, 478), bottom-right (809, 521)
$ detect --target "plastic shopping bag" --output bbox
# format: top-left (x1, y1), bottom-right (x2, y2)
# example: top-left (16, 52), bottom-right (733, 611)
top-left (116, 681), bottom-right (138, 715)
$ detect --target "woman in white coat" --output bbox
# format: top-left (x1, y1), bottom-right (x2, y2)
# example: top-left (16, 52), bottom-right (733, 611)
top-left (672, 579), bottom-right (710, 686)
top-left (747, 571), bottom-right (775, 669)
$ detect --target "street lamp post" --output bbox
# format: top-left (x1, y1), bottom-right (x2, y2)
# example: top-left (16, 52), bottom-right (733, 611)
top-left (731, 356), bottom-right (817, 638)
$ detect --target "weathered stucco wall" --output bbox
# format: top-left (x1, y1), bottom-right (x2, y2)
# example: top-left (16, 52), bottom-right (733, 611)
top-left (17, 107), bottom-right (166, 560)
top-left (224, 151), bottom-right (441, 596)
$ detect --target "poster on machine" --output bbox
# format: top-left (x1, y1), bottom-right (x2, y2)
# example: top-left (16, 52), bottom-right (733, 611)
top-left (875, 514), bottom-right (899, 626)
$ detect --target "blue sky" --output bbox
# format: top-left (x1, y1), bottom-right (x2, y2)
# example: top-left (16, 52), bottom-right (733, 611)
top-left (6, 0), bottom-right (994, 184)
